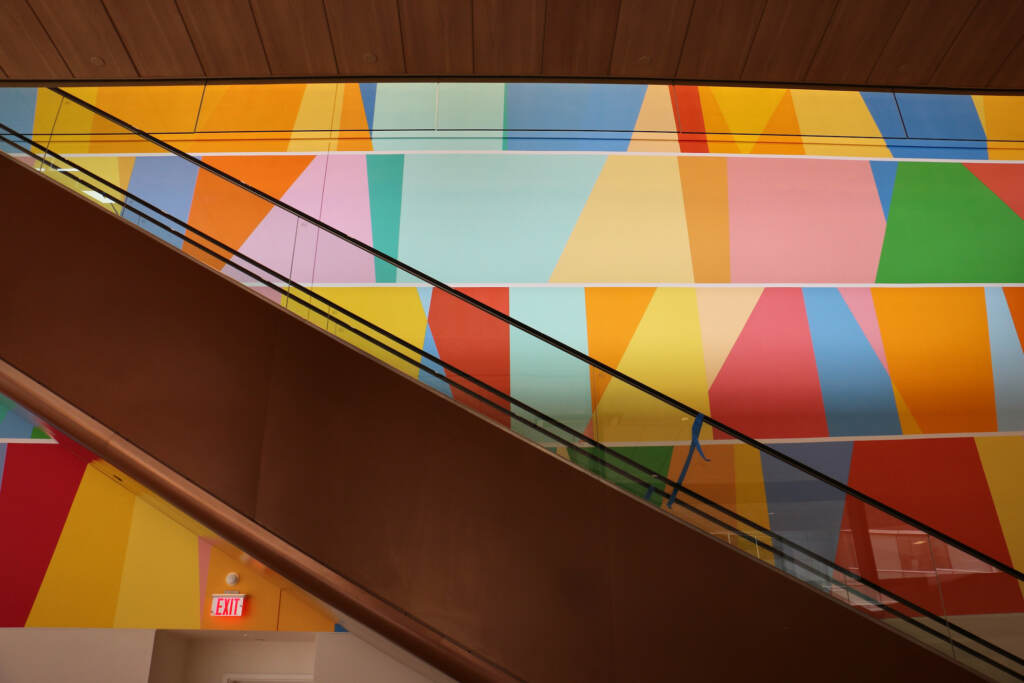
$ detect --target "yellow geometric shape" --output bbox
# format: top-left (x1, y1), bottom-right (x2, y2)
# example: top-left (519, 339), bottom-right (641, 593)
top-left (703, 87), bottom-right (788, 154)
top-left (318, 287), bottom-right (428, 378)
top-left (594, 287), bottom-right (708, 443)
top-left (699, 88), bottom-right (742, 154)
top-left (289, 84), bottom-right (340, 153)
top-left (790, 89), bottom-right (892, 158)
top-left (333, 83), bottom-right (374, 152)
top-left (976, 436), bottom-right (1024, 600)
top-left (93, 85), bottom-right (205, 133)
top-left (278, 590), bottom-right (335, 632)
top-left (113, 497), bottom-right (201, 628)
top-left (696, 287), bottom-right (763, 388)
top-left (973, 95), bottom-right (1024, 160)
top-left (27, 465), bottom-right (135, 627)
top-left (584, 287), bottom-right (656, 410)
top-left (892, 385), bottom-right (923, 435)
top-left (628, 85), bottom-right (679, 152)
top-left (551, 155), bottom-right (694, 283)
top-left (750, 91), bottom-right (805, 156)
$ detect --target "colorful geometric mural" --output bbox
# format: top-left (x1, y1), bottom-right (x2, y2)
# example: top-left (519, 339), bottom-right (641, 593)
top-left (0, 402), bottom-right (337, 632)
top-left (3, 81), bottom-right (1024, 622)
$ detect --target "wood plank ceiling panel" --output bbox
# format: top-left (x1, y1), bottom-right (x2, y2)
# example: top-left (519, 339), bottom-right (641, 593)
top-left (542, 0), bottom-right (621, 75)
top-left (742, 0), bottom-right (837, 82)
top-left (473, 0), bottom-right (545, 75)
top-left (0, 0), bottom-right (70, 79)
top-left (868, 0), bottom-right (978, 87)
top-left (27, 0), bottom-right (136, 78)
top-left (610, 0), bottom-right (693, 79)
top-left (676, 0), bottom-right (767, 80)
top-left (176, 0), bottom-right (270, 77)
top-left (990, 37), bottom-right (1024, 89)
top-left (250, 0), bottom-right (338, 76)
top-left (324, 0), bottom-right (405, 75)
top-left (805, 0), bottom-right (908, 84)
top-left (930, 0), bottom-right (1024, 89)
top-left (102, 0), bottom-right (204, 78)
top-left (398, 0), bottom-right (473, 74)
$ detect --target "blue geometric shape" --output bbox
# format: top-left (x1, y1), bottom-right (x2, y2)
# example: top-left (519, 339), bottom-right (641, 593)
top-left (123, 156), bottom-right (200, 249)
top-left (359, 83), bottom-right (377, 131)
top-left (417, 286), bottom-right (432, 316)
top-left (333, 622), bottom-right (348, 632)
top-left (419, 324), bottom-right (453, 398)
top-left (0, 406), bottom-right (34, 440)
top-left (0, 87), bottom-right (38, 155)
top-left (890, 93), bottom-right (987, 160)
top-left (803, 288), bottom-right (902, 437)
top-left (762, 441), bottom-right (854, 573)
top-left (860, 91), bottom-right (905, 138)
top-left (985, 287), bottom-right (1024, 430)
top-left (0, 444), bottom-right (7, 494)
top-left (504, 83), bottom-right (647, 151)
top-left (869, 160), bottom-right (898, 220)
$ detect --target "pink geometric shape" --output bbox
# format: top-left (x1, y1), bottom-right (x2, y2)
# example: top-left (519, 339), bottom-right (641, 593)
top-left (838, 288), bottom-right (890, 374)
top-left (728, 158), bottom-right (887, 283)
top-left (232, 156), bottom-right (328, 282)
top-left (314, 155), bottom-right (375, 284)
top-left (709, 288), bottom-right (828, 439)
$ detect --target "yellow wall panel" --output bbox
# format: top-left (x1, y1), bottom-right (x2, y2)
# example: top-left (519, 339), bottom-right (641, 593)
top-left (113, 498), bottom-right (201, 629)
top-left (551, 155), bottom-right (694, 283)
top-left (595, 287), bottom-right (708, 443)
top-left (27, 465), bottom-right (134, 627)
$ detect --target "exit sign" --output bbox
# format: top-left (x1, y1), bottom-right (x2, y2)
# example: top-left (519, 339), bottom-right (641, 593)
top-left (210, 593), bottom-right (246, 617)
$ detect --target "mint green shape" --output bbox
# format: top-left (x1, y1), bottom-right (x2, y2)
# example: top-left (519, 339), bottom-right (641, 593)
top-left (877, 163), bottom-right (1024, 283)
top-left (366, 155), bottom-right (404, 283)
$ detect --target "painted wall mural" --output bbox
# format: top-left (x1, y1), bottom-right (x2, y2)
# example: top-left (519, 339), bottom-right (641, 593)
top-left (0, 411), bottom-right (339, 632)
top-left (2, 81), bottom-right (1024, 616)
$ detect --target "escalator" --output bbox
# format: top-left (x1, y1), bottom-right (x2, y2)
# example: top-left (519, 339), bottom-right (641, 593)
top-left (0, 89), bottom-right (1021, 682)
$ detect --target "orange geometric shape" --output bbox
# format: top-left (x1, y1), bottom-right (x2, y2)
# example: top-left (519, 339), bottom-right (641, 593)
top-left (334, 83), bottom-right (373, 152)
top-left (678, 156), bottom-right (730, 282)
top-left (750, 91), bottom-right (805, 156)
top-left (184, 155), bottom-right (314, 269)
top-left (201, 545), bottom-right (281, 631)
top-left (584, 287), bottom-right (655, 410)
top-left (1005, 286), bottom-right (1024, 350)
top-left (873, 288), bottom-right (996, 434)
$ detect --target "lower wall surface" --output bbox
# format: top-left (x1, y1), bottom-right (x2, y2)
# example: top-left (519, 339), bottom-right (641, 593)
top-left (0, 156), bottom-right (985, 682)
top-left (0, 628), bottom-right (155, 683)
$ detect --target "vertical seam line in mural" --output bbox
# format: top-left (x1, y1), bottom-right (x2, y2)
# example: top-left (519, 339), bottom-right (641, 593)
top-left (801, 0), bottom-right (840, 81)
top-left (865, 1), bottom-right (912, 83)
top-left (24, 0), bottom-right (73, 77)
top-left (98, 0), bottom-right (140, 77)
top-left (192, 83), bottom-right (206, 134)
top-left (320, 0), bottom-right (341, 73)
top-left (171, 0), bottom-right (208, 77)
top-left (737, 0), bottom-right (770, 80)
top-left (928, 0), bottom-right (981, 86)
top-left (672, 0), bottom-right (699, 77)
top-left (247, 0), bottom-right (274, 76)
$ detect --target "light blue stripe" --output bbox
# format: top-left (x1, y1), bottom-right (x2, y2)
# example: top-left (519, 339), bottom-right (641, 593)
top-left (985, 287), bottom-right (1024, 430)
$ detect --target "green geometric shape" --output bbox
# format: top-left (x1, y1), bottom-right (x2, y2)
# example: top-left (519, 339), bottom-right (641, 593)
top-left (366, 154), bottom-right (404, 283)
top-left (570, 445), bottom-right (674, 500)
top-left (30, 426), bottom-right (49, 439)
top-left (877, 163), bottom-right (1024, 283)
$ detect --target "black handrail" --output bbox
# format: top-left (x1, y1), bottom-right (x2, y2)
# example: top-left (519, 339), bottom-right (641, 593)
top-left (6, 136), bottom-right (1022, 680)
top-left (36, 88), bottom-right (1024, 583)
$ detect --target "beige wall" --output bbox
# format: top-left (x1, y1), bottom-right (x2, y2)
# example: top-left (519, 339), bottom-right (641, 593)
top-left (0, 628), bottom-right (155, 683)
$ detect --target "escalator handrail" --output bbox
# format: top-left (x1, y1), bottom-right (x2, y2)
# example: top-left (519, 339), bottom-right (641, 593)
top-left (39, 87), bottom-right (1024, 584)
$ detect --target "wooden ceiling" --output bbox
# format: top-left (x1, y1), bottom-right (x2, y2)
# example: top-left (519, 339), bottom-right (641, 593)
top-left (0, 0), bottom-right (1022, 90)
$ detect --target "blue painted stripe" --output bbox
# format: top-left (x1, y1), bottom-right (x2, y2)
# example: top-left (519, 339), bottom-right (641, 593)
top-left (869, 160), bottom-right (898, 220)
top-left (123, 156), bottom-right (200, 249)
top-left (504, 83), bottom-right (646, 151)
top-left (803, 288), bottom-right (901, 437)
top-left (986, 287), bottom-right (1024, 430)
